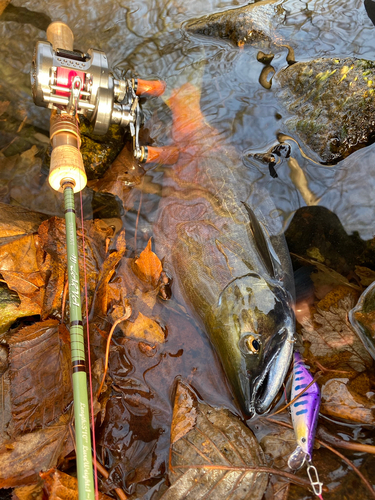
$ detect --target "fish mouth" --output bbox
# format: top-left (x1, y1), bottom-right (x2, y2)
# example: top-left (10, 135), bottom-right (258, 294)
top-left (250, 323), bottom-right (294, 416)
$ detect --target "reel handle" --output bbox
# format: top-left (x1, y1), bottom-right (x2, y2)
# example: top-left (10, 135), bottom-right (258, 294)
top-left (135, 79), bottom-right (166, 97)
top-left (141, 146), bottom-right (179, 164)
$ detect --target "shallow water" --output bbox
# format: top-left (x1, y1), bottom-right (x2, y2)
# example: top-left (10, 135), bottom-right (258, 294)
top-left (2, 0), bottom-right (375, 237)
top-left (1, 0), bottom-right (375, 498)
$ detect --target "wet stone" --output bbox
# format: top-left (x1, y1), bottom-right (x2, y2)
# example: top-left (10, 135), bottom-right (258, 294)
top-left (276, 57), bottom-right (375, 164)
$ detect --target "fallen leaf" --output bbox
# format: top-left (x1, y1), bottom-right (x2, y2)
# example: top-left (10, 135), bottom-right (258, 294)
top-left (93, 229), bottom-right (126, 316)
top-left (317, 285), bottom-right (358, 311)
top-left (349, 280), bottom-right (375, 360)
top-left (38, 217), bottom-right (107, 319)
top-left (355, 266), bottom-right (375, 287)
top-left (88, 144), bottom-right (145, 206)
top-left (0, 233), bottom-right (46, 327)
top-left (270, 479), bottom-right (290, 500)
top-left (320, 378), bottom-right (375, 424)
top-left (259, 428), bottom-right (297, 469)
top-left (123, 312), bottom-right (165, 344)
top-left (41, 468), bottom-right (112, 500)
top-left (134, 238), bottom-right (162, 287)
top-left (302, 294), bottom-right (373, 373)
top-left (0, 411), bottom-right (71, 487)
top-left (162, 381), bottom-right (268, 500)
top-left (0, 101), bottom-right (10, 116)
top-left (170, 380), bottom-right (197, 445)
top-left (0, 283), bottom-right (26, 334)
top-left (13, 481), bottom-right (44, 500)
top-left (0, 370), bottom-right (11, 444)
top-left (0, 203), bottom-right (46, 239)
top-left (7, 319), bottom-right (72, 435)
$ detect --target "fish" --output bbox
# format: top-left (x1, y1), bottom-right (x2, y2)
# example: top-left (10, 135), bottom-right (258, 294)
top-left (349, 281), bottom-right (375, 361)
top-left (153, 82), bottom-right (295, 416)
top-left (288, 352), bottom-right (321, 470)
top-left (185, 0), bottom-right (295, 63)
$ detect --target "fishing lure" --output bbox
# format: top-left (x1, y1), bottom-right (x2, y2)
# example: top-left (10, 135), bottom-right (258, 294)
top-left (288, 352), bottom-right (324, 498)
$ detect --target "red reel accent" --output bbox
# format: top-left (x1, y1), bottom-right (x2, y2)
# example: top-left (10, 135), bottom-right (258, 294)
top-left (56, 67), bottom-right (85, 97)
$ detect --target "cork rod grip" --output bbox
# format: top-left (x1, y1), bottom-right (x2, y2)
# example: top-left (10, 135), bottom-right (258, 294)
top-left (46, 21), bottom-right (74, 51)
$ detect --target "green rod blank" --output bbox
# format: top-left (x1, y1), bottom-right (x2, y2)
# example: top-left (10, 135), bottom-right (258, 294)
top-left (64, 185), bottom-right (95, 500)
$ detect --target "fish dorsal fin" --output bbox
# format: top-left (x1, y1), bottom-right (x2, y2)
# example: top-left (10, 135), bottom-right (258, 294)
top-left (242, 201), bottom-right (282, 279)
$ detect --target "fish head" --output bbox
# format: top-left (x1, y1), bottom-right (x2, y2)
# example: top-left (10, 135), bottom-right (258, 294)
top-left (215, 273), bottom-right (295, 417)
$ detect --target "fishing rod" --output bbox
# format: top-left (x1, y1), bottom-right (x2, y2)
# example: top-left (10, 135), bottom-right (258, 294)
top-left (31, 21), bottom-right (168, 499)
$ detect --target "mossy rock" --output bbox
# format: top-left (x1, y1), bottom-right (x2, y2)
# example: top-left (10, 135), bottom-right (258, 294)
top-left (79, 119), bottom-right (126, 180)
top-left (185, 0), bottom-right (285, 46)
top-left (276, 57), bottom-right (375, 163)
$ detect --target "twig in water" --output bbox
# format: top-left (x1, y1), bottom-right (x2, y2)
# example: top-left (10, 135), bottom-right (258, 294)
top-left (270, 371), bottom-right (322, 416)
top-left (134, 181), bottom-right (143, 255)
top-left (94, 457), bottom-right (128, 500)
top-left (174, 464), bottom-right (328, 491)
top-left (265, 417), bottom-right (375, 499)
top-left (96, 306), bottom-right (132, 398)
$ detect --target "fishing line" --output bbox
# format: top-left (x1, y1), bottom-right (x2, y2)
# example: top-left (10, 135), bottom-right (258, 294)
top-left (80, 190), bottom-right (99, 500)
top-left (75, 90), bottom-right (99, 500)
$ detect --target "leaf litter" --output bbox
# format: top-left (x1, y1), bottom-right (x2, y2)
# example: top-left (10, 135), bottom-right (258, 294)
top-left (0, 183), bottom-right (375, 499)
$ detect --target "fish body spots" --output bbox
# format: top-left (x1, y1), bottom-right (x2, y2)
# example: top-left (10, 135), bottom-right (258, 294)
top-left (296, 409), bottom-right (308, 415)
top-left (293, 400), bottom-right (308, 407)
top-left (295, 384), bottom-right (308, 391)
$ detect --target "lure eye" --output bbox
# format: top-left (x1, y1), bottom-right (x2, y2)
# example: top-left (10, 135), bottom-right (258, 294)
top-left (239, 334), bottom-right (261, 355)
top-left (301, 437), bottom-right (306, 443)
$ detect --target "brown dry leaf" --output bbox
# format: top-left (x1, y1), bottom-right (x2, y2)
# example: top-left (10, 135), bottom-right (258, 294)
top-left (13, 481), bottom-right (44, 500)
top-left (88, 144), bottom-right (144, 206)
top-left (291, 253), bottom-right (360, 299)
top-left (41, 468), bottom-right (112, 500)
top-left (320, 378), bottom-right (375, 424)
top-left (302, 294), bottom-right (373, 372)
top-left (161, 381), bottom-right (268, 500)
top-left (123, 311), bottom-right (165, 344)
top-left (170, 380), bottom-right (198, 444)
top-left (0, 370), bottom-right (11, 444)
top-left (271, 479), bottom-right (290, 500)
top-left (7, 320), bottom-right (72, 435)
top-left (349, 280), bottom-right (375, 361)
top-left (259, 428), bottom-right (297, 469)
top-left (0, 284), bottom-right (29, 335)
top-left (0, 1), bottom-right (10, 17)
top-left (134, 238), bottom-right (162, 287)
top-left (0, 203), bottom-right (46, 239)
top-left (355, 266), bottom-right (375, 287)
top-left (0, 101), bottom-right (10, 117)
top-left (0, 411), bottom-right (71, 487)
top-left (38, 217), bottom-right (107, 319)
top-left (94, 229), bottom-right (126, 316)
top-left (0, 233), bottom-right (46, 331)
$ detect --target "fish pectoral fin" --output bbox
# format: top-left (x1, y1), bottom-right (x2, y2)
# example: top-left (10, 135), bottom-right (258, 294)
top-left (287, 445), bottom-right (307, 471)
top-left (242, 201), bottom-right (282, 279)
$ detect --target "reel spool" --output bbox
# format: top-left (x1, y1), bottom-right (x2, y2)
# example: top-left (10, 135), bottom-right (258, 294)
top-left (31, 21), bottom-right (168, 192)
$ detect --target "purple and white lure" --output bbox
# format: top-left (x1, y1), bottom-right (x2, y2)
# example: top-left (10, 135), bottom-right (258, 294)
top-left (288, 352), bottom-right (323, 498)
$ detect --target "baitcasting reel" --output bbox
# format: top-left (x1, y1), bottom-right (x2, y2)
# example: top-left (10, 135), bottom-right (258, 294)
top-left (31, 21), bottom-right (169, 193)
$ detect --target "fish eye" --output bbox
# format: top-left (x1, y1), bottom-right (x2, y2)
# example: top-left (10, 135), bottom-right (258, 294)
top-left (240, 334), bottom-right (261, 355)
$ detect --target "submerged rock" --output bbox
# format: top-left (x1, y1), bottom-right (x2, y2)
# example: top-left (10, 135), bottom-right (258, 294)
top-left (276, 57), bottom-right (375, 164)
top-left (79, 119), bottom-right (126, 180)
top-left (185, 0), bottom-right (285, 47)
